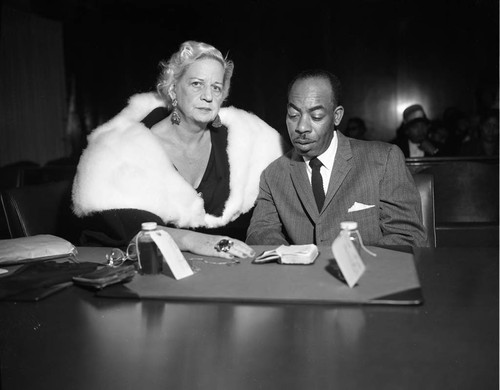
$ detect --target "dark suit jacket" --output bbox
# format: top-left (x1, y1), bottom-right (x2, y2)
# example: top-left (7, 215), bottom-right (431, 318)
top-left (246, 131), bottom-right (427, 247)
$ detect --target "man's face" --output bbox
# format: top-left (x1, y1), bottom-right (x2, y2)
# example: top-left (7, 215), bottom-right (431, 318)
top-left (286, 77), bottom-right (344, 158)
top-left (429, 127), bottom-right (449, 144)
top-left (406, 121), bottom-right (429, 144)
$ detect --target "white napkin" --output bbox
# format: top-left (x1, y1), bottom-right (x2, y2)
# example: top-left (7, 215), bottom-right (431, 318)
top-left (348, 202), bottom-right (375, 212)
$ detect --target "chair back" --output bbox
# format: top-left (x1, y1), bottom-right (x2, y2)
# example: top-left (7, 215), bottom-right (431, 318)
top-left (412, 173), bottom-right (436, 248)
top-left (0, 180), bottom-right (81, 244)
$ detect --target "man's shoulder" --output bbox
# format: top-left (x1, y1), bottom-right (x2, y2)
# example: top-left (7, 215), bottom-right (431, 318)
top-left (263, 148), bottom-right (295, 171)
top-left (345, 138), bottom-right (406, 166)
top-left (347, 138), bottom-right (397, 155)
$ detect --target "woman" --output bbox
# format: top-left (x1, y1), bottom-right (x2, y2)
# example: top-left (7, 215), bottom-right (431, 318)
top-left (72, 41), bottom-right (284, 259)
top-left (460, 108), bottom-right (499, 157)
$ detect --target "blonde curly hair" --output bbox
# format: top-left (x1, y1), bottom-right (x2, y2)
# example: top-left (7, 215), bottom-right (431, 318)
top-left (156, 40), bottom-right (234, 111)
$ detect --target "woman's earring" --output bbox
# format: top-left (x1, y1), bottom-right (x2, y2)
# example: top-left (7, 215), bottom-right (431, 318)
top-left (171, 99), bottom-right (181, 125)
top-left (212, 114), bottom-right (222, 128)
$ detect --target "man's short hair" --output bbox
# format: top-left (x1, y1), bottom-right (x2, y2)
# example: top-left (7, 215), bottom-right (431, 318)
top-left (287, 69), bottom-right (342, 107)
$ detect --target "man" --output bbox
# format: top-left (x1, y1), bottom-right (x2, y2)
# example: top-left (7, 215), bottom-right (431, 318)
top-left (246, 69), bottom-right (426, 247)
top-left (394, 117), bottom-right (440, 157)
top-left (392, 104), bottom-right (440, 157)
top-left (403, 104), bottom-right (426, 123)
top-left (344, 117), bottom-right (367, 140)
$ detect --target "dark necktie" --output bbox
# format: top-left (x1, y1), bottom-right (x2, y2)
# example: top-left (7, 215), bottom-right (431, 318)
top-left (309, 157), bottom-right (325, 211)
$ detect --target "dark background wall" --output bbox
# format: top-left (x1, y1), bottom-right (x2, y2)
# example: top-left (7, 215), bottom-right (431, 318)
top-left (1, 0), bottom-right (498, 164)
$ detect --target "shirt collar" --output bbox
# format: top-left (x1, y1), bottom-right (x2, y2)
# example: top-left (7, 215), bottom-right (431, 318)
top-left (303, 131), bottom-right (338, 171)
top-left (408, 140), bottom-right (424, 157)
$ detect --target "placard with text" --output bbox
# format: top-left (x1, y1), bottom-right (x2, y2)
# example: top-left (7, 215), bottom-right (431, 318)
top-left (151, 230), bottom-right (194, 280)
top-left (331, 231), bottom-right (366, 288)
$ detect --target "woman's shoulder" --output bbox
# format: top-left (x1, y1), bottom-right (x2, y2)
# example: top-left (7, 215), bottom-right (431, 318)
top-left (221, 106), bottom-right (285, 162)
top-left (88, 93), bottom-right (165, 138)
top-left (123, 93), bottom-right (165, 121)
top-left (219, 106), bottom-right (280, 137)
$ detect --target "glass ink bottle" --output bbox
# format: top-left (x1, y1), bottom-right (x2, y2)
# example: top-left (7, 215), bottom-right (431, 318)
top-left (340, 221), bottom-right (362, 254)
top-left (137, 222), bottom-right (163, 275)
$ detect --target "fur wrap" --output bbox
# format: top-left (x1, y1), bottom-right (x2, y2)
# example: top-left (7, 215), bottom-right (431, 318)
top-left (72, 92), bottom-right (284, 228)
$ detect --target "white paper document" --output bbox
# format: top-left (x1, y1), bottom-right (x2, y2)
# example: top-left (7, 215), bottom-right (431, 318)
top-left (150, 230), bottom-right (194, 280)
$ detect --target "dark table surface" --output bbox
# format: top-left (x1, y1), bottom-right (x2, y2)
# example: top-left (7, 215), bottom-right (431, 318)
top-left (0, 246), bottom-right (498, 390)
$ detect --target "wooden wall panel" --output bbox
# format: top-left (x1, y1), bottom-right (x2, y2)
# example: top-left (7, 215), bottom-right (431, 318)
top-left (0, 6), bottom-right (67, 166)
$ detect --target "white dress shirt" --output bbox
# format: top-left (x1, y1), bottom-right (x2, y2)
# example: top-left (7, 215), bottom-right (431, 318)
top-left (303, 131), bottom-right (338, 194)
top-left (408, 140), bottom-right (424, 157)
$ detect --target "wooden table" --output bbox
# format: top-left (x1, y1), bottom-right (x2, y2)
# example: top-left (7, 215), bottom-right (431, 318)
top-left (0, 246), bottom-right (498, 390)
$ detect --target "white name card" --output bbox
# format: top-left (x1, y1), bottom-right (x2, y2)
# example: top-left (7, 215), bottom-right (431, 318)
top-left (150, 230), bottom-right (194, 280)
top-left (331, 230), bottom-right (366, 288)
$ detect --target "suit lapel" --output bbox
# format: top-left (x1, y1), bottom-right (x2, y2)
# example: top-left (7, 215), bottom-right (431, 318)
top-left (322, 131), bottom-right (352, 214)
top-left (289, 152), bottom-right (320, 220)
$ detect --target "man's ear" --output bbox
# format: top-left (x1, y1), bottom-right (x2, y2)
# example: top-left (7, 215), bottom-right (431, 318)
top-left (334, 105), bottom-right (344, 126)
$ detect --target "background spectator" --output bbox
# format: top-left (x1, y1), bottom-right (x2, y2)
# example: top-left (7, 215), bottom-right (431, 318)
top-left (391, 104), bottom-right (427, 144)
top-left (428, 119), bottom-right (454, 156)
top-left (344, 117), bottom-right (368, 140)
top-left (443, 107), bottom-right (474, 155)
top-left (393, 117), bottom-right (439, 157)
top-left (460, 108), bottom-right (499, 157)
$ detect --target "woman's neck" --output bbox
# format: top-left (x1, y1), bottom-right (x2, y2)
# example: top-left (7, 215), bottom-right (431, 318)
top-left (160, 118), bottom-right (212, 188)
top-left (172, 121), bottom-right (207, 144)
top-left (153, 117), bottom-right (209, 147)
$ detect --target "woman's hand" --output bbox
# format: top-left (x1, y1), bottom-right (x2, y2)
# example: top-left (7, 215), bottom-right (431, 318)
top-left (188, 235), bottom-right (256, 259)
top-left (161, 227), bottom-right (255, 259)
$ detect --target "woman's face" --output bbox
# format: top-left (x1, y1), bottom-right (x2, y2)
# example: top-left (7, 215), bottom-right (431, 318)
top-left (174, 58), bottom-right (225, 126)
top-left (480, 117), bottom-right (499, 142)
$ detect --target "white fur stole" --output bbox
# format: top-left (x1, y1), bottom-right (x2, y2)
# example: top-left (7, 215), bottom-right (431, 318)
top-left (72, 93), bottom-right (284, 228)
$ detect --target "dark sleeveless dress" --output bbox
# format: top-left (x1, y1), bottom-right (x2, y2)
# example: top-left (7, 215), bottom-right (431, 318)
top-left (78, 107), bottom-right (253, 248)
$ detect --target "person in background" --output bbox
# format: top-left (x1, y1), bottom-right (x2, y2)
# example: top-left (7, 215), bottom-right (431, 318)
top-left (393, 116), bottom-right (440, 157)
top-left (443, 107), bottom-right (474, 155)
top-left (72, 40), bottom-right (284, 259)
top-left (391, 103), bottom-right (427, 144)
top-left (428, 119), bottom-right (454, 156)
top-left (344, 117), bottom-right (368, 140)
top-left (460, 108), bottom-right (499, 157)
top-left (246, 69), bottom-right (426, 247)
top-left (402, 104), bottom-right (426, 123)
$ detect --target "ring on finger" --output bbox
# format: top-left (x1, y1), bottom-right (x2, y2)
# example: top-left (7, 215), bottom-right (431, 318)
top-left (214, 239), bottom-right (234, 253)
